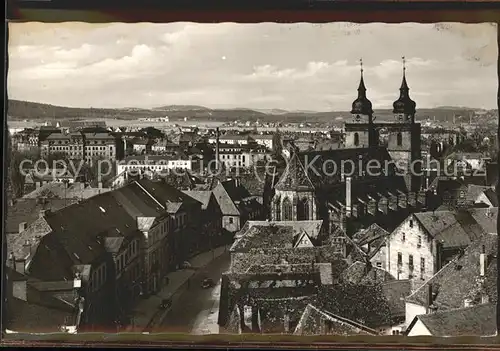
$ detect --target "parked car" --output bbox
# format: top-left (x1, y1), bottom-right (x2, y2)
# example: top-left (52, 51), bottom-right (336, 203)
top-left (181, 261), bottom-right (192, 269)
top-left (160, 298), bottom-right (172, 309)
top-left (201, 278), bottom-right (214, 289)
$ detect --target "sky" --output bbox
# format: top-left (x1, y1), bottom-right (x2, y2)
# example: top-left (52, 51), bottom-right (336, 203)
top-left (7, 22), bottom-right (498, 111)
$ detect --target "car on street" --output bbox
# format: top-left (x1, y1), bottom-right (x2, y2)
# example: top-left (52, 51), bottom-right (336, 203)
top-left (201, 278), bottom-right (214, 289)
top-left (160, 298), bottom-right (172, 309)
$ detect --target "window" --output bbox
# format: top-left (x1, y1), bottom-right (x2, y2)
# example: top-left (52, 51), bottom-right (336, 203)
top-left (409, 255), bottom-right (414, 271)
top-left (297, 198), bottom-right (309, 220)
top-left (417, 236), bottom-right (422, 248)
top-left (420, 258), bottom-right (425, 279)
top-left (397, 252), bottom-right (402, 267)
top-left (275, 201), bottom-right (281, 221)
top-left (229, 217), bottom-right (234, 224)
top-left (282, 197), bottom-right (293, 221)
top-left (402, 232), bottom-right (406, 242)
top-left (354, 133), bottom-right (359, 146)
top-left (409, 219), bottom-right (413, 228)
top-left (397, 132), bottom-right (402, 146)
top-left (376, 261), bottom-right (382, 268)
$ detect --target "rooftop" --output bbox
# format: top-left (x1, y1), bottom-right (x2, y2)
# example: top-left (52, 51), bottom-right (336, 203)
top-left (406, 232), bottom-right (497, 310)
top-left (412, 303), bottom-right (496, 337)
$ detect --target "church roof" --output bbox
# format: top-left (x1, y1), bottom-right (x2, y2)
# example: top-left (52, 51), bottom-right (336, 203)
top-left (350, 62), bottom-right (373, 117)
top-left (275, 152), bottom-right (315, 192)
top-left (392, 59), bottom-right (416, 117)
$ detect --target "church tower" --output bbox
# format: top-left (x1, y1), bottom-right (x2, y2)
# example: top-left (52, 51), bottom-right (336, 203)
top-left (344, 59), bottom-right (378, 149)
top-left (387, 57), bottom-right (422, 192)
top-left (271, 151), bottom-right (317, 221)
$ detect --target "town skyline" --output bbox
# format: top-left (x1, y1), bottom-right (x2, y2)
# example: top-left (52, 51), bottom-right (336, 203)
top-left (8, 22), bottom-right (498, 111)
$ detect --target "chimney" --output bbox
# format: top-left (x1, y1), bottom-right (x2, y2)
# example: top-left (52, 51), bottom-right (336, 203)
top-left (73, 272), bottom-right (82, 289)
top-left (345, 176), bottom-right (352, 217)
top-left (215, 127), bottom-right (220, 171)
top-left (426, 284), bottom-right (434, 312)
top-left (18, 222), bottom-right (27, 234)
top-left (480, 245), bottom-right (486, 277)
top-left (9, 252), bottom-right (16, 271)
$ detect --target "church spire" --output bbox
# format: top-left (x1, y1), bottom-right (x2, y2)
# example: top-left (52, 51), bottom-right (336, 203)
top-left (393, 56), bottom-right (416, 119)
top-left (358, 58), bottom-right (367, 93)
top-left (351, 58), bottom-right (373, 116)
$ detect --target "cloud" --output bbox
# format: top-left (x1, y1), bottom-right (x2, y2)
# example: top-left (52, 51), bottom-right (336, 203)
top-left (7, 22), bottom-right (497, 111)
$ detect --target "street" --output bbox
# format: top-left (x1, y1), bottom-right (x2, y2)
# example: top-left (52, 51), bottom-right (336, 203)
top-left (153, 251), bottom-right (230, 333)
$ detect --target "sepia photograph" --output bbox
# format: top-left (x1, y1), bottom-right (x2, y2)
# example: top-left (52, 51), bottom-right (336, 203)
top-left (4, 21), bottom-right (498, 339)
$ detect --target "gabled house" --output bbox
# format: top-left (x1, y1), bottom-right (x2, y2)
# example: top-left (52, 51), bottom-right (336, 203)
top-left (183, 190), bottom-right (225, 249)
top-left (5, 267), bottom-right (84, 334)
top-left (6, 192), bottom-right (143, 330)
top-left (135, 178), bottom-right (203, 266)
top-left (212, 179), bottom-right (263, 234)
top-left (406, 303), bottom-right (496, 337)
top-left (110, 181), bottom-right (170, 297)
top-left (366, 208), bottom-right (496, 285)
top-left (229, 220), bottom-right (346, 274)
top-left (6, 198), bottom-right (77, 236)
top-left (404, 232), bottom-right (497, 329)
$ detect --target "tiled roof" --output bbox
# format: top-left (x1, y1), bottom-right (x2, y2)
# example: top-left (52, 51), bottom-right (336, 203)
top-left (27, 192), bottom-right (140, 281)
top-left (6, 297), bottom-right (76, 333)
top-left (468, 207), bottom-right (497, 233)
top-left (275, 152), bottom-right (315, 192)
top-left (23, 182), bottom-right (111, 200)
top-left (342, 261), bottom-right (395, 285)
top-left (136, 178), bottom-right (198, 206)
top-left (231, 225), bottom-right (295, 251)
top-left (7, 216), bottom-right (52, 261)
top-left (380, 280), bottom-right (411, 319)
top-left (313, 283), bottom-right (393, 329)
top-left (294, 303), bottom-right (378, 336)
top-left (406, 233), bottom-right (497, 310)
top-left (465, 184), bottom-right (491, 202)
top-left (111, 181), bottom-right (164, 218)
top-left (353, 223), bottom-right (390, 247)
top-left (212, 181), bottom-right (239, 216)
top-left (235, 220), bottom-right (324, 240)
top-left (483, 188), bottom-right (498, 207)
top-left (413, 211), bottom-right (456, 237)
top-left (183, 190), bottom-right (212, 210)
top-left (6, 198), bottom-right (77, 234)
top-left (415, 303), bottom-right (496, 337)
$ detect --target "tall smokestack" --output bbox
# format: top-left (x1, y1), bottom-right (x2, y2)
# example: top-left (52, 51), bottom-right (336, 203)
top-left (480, 245), bottom-right (486, 277)
top-left (215, 127), bottom-right (220, 171)
top-left (345, 176), bottom-right (352, 217)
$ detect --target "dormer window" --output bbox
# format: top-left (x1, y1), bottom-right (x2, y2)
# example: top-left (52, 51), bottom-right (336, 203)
top-left (402, 232), bottom-right (406, 242)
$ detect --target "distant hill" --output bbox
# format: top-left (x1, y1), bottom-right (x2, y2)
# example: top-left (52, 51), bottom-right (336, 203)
top-left (6, 99), bottom-right (497, 125)
top-left (152, 105), bottom-right (210, 112)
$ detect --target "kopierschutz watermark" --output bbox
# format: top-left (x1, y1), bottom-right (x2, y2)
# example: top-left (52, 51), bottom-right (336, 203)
top-left (17, 154), bottom-right (488, 184)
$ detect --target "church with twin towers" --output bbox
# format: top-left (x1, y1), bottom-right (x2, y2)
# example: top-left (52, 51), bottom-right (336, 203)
top-left (270, 57), bottom-right (426, 234)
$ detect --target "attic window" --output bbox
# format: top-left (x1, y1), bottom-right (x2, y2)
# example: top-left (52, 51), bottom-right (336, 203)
top-left (125, 224), bottom-right (130, 228)
top-left (99, 206), bottom-right (106, 213)
top-left (409, 220), bottom-right (413, 228)
top-left (116, 228), bottom-right (121, 233)
top-left (88, 246), bottom-right (93, 250)
top-left (73, 253), bottom-right (81, 260)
